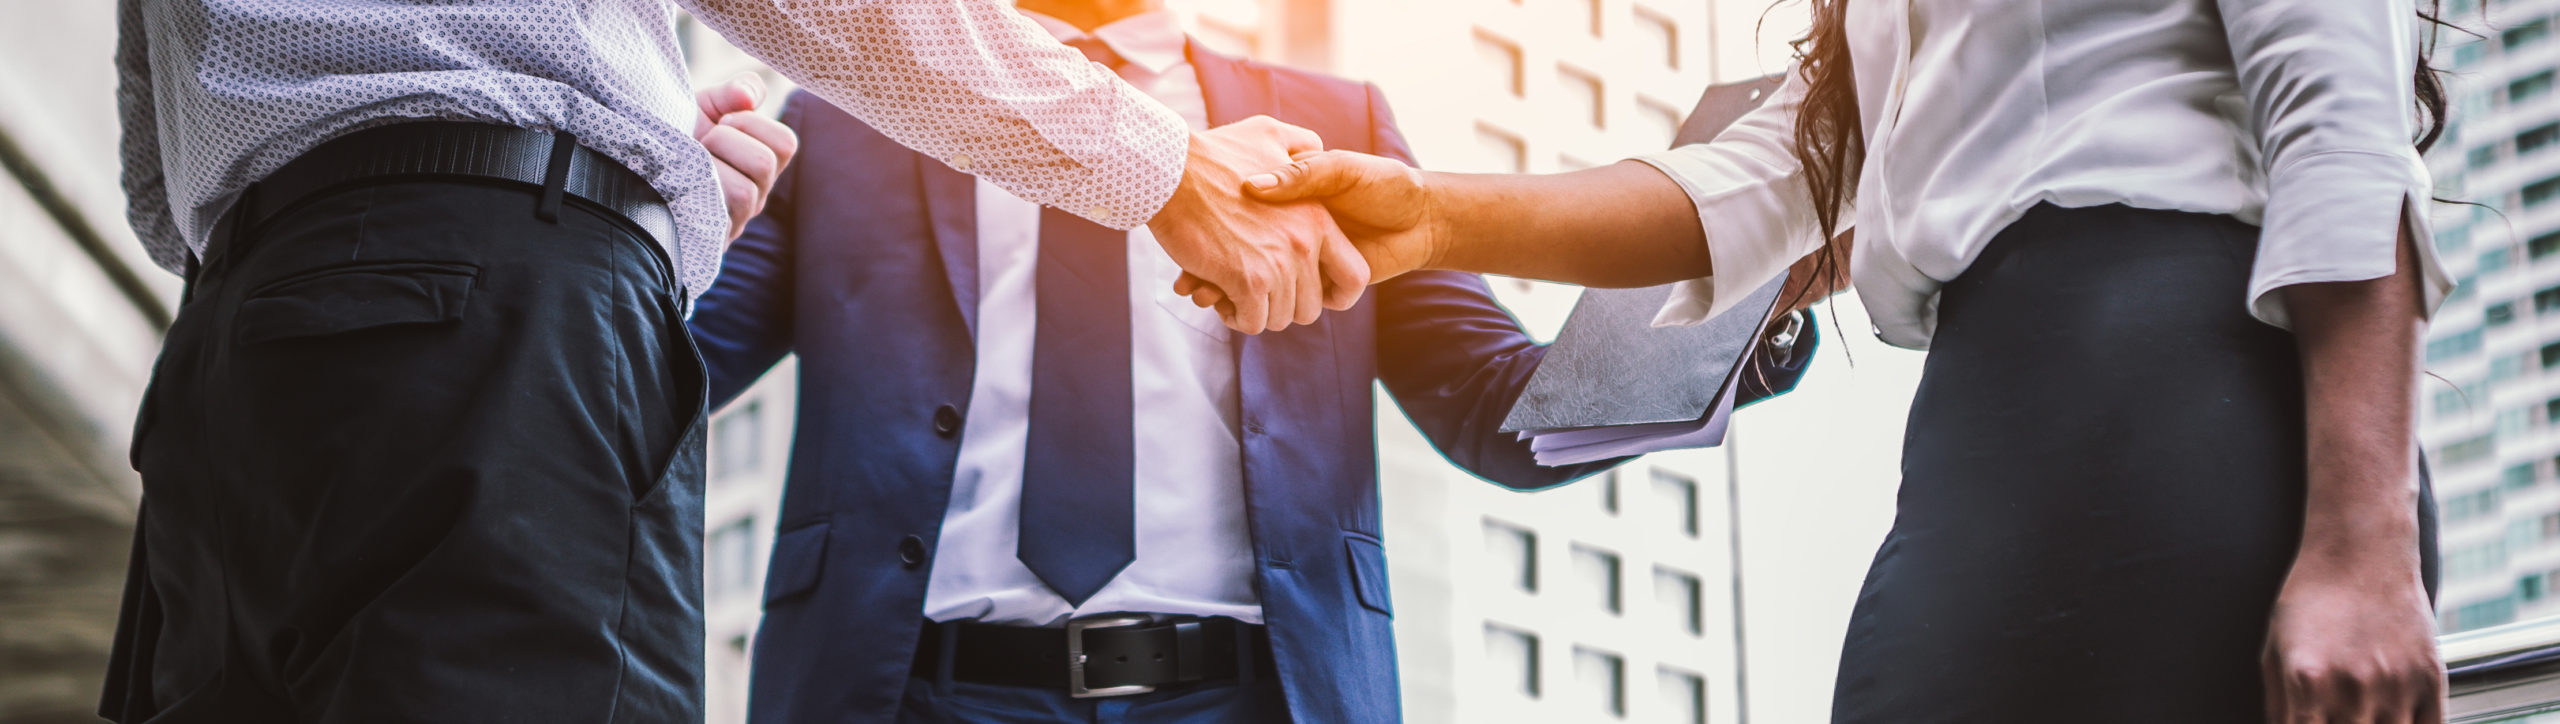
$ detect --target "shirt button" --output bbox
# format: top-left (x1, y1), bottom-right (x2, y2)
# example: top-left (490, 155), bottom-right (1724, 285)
top-left (933, 405), bottom-right (964, 437)
top-left (898, 535), bottom-right (929, 569)
top-left (948, 153), bottom-right (973, 171)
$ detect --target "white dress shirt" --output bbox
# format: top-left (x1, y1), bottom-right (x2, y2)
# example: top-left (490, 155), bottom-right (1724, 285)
top-left (116, 0), bottom-right (1186, 300)
top-left (922, 10), bottom-right (1261, 627)
top-left (1634, 0), bottom-right (2456, 348)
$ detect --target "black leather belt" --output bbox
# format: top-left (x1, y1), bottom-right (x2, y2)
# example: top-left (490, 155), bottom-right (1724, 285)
top-left (237, 121), bottom-right (675, 250)
top-left (913, 615), bottom-right (1274, 697)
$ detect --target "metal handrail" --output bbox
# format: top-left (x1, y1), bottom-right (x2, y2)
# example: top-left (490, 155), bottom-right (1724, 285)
top-left (2444, 617), bottom-right (2560, 722)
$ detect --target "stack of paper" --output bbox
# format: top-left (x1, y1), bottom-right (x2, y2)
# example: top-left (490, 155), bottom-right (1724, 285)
top-left (1499, 274), bottom-right (1790, 466)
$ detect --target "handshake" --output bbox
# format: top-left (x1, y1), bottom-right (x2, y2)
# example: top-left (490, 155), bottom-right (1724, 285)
top-left (1145, 116), bottom-right (1435, 334)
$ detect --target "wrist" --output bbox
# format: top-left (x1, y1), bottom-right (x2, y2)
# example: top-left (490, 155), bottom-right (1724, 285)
top-left (1416, 169), bottom-right (1454, 271)
top-left (2294, 508), bottom-right (2421, 577)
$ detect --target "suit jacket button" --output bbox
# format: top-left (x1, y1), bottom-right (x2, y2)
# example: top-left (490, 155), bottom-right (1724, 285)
top-left (933, 405), bottom-right (963, 437)
top-left (898, 535), bottom-right (929, 569)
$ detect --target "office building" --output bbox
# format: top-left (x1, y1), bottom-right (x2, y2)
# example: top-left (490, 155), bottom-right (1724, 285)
top-left (2422, 0), bottom-right (2560, 634)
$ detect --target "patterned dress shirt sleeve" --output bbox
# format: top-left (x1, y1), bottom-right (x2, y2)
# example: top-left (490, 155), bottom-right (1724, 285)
top-left (679, 0), bottom-right (1190, 230)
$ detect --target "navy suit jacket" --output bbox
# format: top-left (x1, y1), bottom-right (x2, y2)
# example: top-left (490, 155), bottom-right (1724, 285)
top-left (688, 43), bottom-right (1812, 724)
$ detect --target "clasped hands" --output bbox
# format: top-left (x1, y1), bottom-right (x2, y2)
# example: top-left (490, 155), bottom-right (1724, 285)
top-left (1152, 117), bottom-right (1847, 333)
top-left (1149, 117), bottom-right (1437, 334)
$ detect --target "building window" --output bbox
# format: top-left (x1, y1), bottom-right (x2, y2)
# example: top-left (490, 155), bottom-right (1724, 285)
top-left (1652, 469), bottom-right (1700, 538)
top-left (1636, 98), bottom-right (1685, 148)
top-left (707, 517), bottom-right (758, 600)
top-left (1598, 469), bottom-right (1621, 515)
top-left (2524, 574), bottom-right (2548, 603)
top-left (2490, 302), bottom-right (2519, 327)
top-left (2508, 18), bottom-right (2552, 50)
top-left (2447, 488), bottom-right (2503, 523)
top-left (1572, 544), bottom-right (1624, 614)
top-left (2437, 387), bottom-right (2468, 417)
top-left (2534, 232), bottom-right (2560, 260)
top-left (2507, 462), bottom-right (2539, 490)
top-left (2539, 287), bottom-right (2560, 314)
top-left (1633, 7), bottom-right (1679, 69)
top-left (1486, 624), bottom-right (1542, 698)
top-left (1573, 647), bottom-right (1628, 718)
top-left (1659, 668), bottom-right (1708, 724)
top-left (1561, 65), bottom-right (1606, 129)
top-left (2474, 144), bottom-right (2503, 169)
top-left (712, 399), bottom-right (765, 481)
top-left (2512, 70), bottom-right (2556, 105)
top-left (2503, 406), bottom-right (2537, 438)
top-left (2527, 175), bottom-right (2560, 207)
top-left (2543, 340), bottom-right (2560, 368)
top-left (1485, 518), bottom-right (1538, 592)
top-left (1476, 30), bottom-right (1524, 98)
top-left (2451, 596), bottom-right (2518, 632)
top-left (2523, 123), bottom-right (2560, 155)
top-left (2425, 327), bottom-right (2481, 364)
top-left (1476, 124), bottom-right (1529, 173)
top-left (2482, 246), bottom-right (2514, 276)
top-left (1655, 566), bottom-right (1704, 636)
top-left (2442, 433), bottom-right (2496, 467)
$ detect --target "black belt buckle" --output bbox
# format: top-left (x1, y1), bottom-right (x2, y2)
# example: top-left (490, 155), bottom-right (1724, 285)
top-left (1065, 614), bottom-right (1156, 698)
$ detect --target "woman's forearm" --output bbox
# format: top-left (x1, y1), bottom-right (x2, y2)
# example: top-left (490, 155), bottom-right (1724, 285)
top-left (2281, 227), bottom-right (2427, 575)
top-left (1421, 160), bottom-right (1713, 288)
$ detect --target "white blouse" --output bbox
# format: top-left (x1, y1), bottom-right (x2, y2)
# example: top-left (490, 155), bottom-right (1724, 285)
top-left (1634, 0), bottom-right (2456, 349)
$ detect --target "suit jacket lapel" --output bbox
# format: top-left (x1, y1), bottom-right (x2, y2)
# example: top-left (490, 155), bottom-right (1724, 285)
top-left (920, 158), bottom-right (980, 339)
top-left (1191, 40), bottom-right (1265, 130)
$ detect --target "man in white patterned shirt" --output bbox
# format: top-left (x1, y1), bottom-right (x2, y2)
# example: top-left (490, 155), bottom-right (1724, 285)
top-left (103, 1), bottom-right (1359, 721)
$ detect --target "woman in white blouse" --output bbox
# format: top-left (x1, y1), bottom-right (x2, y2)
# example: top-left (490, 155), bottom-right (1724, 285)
top-left (1227, 0), bottom-right (2459, 720)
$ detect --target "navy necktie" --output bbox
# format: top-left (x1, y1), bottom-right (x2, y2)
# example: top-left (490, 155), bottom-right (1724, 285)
top-left (1017, 206), bottom-right (1136, 606)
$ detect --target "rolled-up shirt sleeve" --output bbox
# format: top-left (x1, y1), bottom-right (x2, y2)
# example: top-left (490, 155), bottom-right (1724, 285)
top-left (2219, 0), bottom-right (2454, 328)
top-left (1630, 65), bottom-right (1835, 328)
top-left (677, 0), bottom-right (1188, 230)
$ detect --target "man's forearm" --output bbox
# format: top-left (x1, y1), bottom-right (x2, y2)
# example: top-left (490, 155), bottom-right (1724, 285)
top-left (1423, 161), bottom-right (1712, 287)
top-left (677, 0), bottom-right (1186, 229)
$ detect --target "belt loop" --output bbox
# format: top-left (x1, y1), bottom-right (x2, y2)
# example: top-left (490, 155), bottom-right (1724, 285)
top-left (1232, 621), bottom-right (1257, 684)
top-left (1172, 621), bottom-right (1206, 682)
top-left (933, 621), bottom-right (960, 690)
top-left (537, 130), bottom-right (576, 223)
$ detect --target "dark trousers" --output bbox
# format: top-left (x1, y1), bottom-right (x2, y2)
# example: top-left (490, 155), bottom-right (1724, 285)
top-left (897, 672), bottom-right (1291, 724)
top-left (1830, 203), bottom-right (2440, 723)
top-left (101, 179), bottom-right (708, 723)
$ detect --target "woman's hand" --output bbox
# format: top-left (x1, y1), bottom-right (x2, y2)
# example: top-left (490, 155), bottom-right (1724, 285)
top-left (1245, 149), bottom-right (1442, 283)
top-left (2271, 220), bottom-right (2444, 723)
top-left (2261, 543), bottom-right (2443, 723)
top-left (1175, 149), bottom-right (1437, 313)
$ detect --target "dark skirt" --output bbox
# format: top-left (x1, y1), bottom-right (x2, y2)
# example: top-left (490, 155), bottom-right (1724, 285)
top-left (1828, 203), bottom-right (2439, 723)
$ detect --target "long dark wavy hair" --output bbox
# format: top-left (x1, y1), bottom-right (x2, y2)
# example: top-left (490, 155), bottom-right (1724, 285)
top-left (1778, 1), bottom-right (2461, 304)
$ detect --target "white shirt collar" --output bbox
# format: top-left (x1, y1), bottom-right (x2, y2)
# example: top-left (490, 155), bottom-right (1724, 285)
top-left (1018, 8), bottom-right (1189, 77)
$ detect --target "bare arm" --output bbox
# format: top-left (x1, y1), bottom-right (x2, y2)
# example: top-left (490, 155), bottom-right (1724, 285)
top-left (2261, 224), bottom-right (2444, 722)
top-left (1233, 157), bottom-right (1709, 287)
top-left (1418, 162), bottom-right (1711, 287)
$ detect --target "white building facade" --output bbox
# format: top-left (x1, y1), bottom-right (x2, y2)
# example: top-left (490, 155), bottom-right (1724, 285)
top-left (2421, 0), bottom-right (2560, 636)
